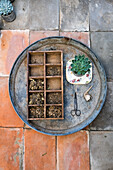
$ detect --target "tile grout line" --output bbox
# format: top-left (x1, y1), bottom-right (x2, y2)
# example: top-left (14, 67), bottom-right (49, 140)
top-left (89, 30), bottom-right (113, 32)
top-left (22, 128), bottom-right (25, 170)
top-left (58, 0), bottom-right (60, 36)
top-left (89, 0), bottom-right (91, 49)
top-left (0, 127), bottom-right (24, 129)
top-left (1, 126), bottom-right (113, 132)
top-left (1, 127), bottom-right (113, 132)
top-left (89, 31), bottom-right (92, 50)
top-left (1, 30), bottom-right (113, 33)
top-left (89, 130), bottom-right (113, 132)
top-left (89, 131), bottom-right (91, 170)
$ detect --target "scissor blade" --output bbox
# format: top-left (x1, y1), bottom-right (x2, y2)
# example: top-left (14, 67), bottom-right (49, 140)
top-left (74, 92), bottom-right (77, 110)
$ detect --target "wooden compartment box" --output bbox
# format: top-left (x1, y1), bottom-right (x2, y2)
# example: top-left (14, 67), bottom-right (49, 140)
top-left (27, 51), bottom-right (64, 120)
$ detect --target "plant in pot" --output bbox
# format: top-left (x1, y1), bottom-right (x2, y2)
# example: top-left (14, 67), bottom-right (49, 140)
top-left (0, 0), bottom-right (16, 22)
top-left (10, 0), bottom-right (15, 3)
top-left (71, 54), bottom-right (91, 76)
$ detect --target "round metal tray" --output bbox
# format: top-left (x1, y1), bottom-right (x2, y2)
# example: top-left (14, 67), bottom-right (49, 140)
top-left (9, 37), bottom-right (107, 136)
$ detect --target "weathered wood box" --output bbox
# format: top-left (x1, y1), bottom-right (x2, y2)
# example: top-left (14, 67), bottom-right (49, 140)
top-left (27, 51), bottom-right (64, 120)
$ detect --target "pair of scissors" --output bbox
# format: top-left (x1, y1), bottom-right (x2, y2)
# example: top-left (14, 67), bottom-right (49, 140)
top-left (71, 92), bottom-right (81, 117)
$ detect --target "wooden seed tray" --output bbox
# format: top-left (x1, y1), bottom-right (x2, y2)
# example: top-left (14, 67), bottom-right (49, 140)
top-left (27, 51), bottom-right (64, 120)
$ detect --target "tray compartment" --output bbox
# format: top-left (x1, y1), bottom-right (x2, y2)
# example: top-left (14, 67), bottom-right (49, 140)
top-left (29, 92), bottom-right (44, 105)
top-left (46, 52), bottom-right (61, 64)
top-left (46, 106), bottom-right (62, 118)
top-left (29, 106), bottom-right (44, 118)
top-left (46, 78), bottom-right (61, 90)
top-left (29, 52), bottom-right (44, 64)
top-left (46, 65), bottom-right (61, 76)
top-left (46, 92), bottom-right (62, 104)
top-left (29, 66), bottom-right (44, 76)
top-left (27, 51), bottom-right (63, 120)
top-left (29, 78), bottom-right (44, 91)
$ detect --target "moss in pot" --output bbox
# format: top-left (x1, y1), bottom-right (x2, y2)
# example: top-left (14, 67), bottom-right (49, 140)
top-left (71, 54), bottom-right (91, 76)
top-left (0, 0), bottom-right (16, 22)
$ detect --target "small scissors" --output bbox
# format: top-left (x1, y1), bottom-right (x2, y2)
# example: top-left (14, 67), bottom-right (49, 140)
top-left (71, 92), bottom-right (81, 117)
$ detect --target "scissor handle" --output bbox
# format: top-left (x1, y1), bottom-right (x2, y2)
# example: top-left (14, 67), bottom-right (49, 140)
top-left (75, 110), bottom-right (81, 116)
top-left (71, 110), bottom-right (81, 117)
top-left (71, 110), bottom-right (75, 117)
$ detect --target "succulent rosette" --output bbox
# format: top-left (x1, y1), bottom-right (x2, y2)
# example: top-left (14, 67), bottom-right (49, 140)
top-left (71, 54), bottom-right (91, 76)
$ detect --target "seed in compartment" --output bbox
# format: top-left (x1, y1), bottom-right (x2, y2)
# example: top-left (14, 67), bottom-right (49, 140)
top-left (47, 106), bottom-right (62, 118)
top-left (29, 79), bottom-right (44, 90)
top-left (29, 93), bottom-right (44, 105)
top-left (29, 107), bottom-right (44, 118)
top-left (47, 92), bottom-right (61, 104)
top-left (47, 66), bottom-right (61, 76)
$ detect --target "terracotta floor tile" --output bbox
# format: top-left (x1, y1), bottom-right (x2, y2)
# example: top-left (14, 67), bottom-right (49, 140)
top-left (0, 77), bottom-right (24, 127)
top-left (24, 123), bottom-right (31, 129)
top-left (0, 30), bottom-right (29, 76)
top-left (0, 128), bottom-right (23, 170)
top-left (25, 129), bottom-right (56, 170)
top-left (30, 31), bottom-right (59, 44)
top-left (57, 131), bottom-right (90, 170)
top-left (60, 32), bottom-right (90, 46)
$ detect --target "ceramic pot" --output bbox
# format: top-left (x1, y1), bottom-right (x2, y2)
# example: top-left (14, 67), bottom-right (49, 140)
top-left (2, 10), bottom-right (16, 22)
top-left (10, 0), bottom-right (15, 2)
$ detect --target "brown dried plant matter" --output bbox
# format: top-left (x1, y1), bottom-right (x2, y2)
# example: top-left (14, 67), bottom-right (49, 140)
top-left (47, 106), bottom-right (62, 118)
top-left (29, 79), bottom-right (44, 90)
top-left (47, 92), bottom-right (61, 104)
top-left (47, 66), bottom-right (61, 76)
top-left (30, 107), bottom-right (44, 118)
top-left (29, 93), bottom-right (44, 105)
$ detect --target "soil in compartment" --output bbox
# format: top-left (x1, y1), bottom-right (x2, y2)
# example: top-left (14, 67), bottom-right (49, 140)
top-left (46, 106), bottom-right (62, 118)
top-left (29, 66), bottom-right (44, 76)
top-left (46, 66), bottom-right (61, 76)
top-left (47, 92), bottom-right (62, 104)
top-left (30, 52), bottom-right (44, 64)
top-left (46, 52), bottom-right (61, 64)
top-left (29, 106), bottom-right (44, 118)
top-left (47, 78), bottom-right (61, 90)
top-left (29, 93), bottom-right (44, 105)
top-left (29, 79), bottom-right (44, 90)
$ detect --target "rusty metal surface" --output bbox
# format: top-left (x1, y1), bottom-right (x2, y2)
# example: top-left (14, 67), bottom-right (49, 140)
top-left (9, 37), bottom-right (107, 136)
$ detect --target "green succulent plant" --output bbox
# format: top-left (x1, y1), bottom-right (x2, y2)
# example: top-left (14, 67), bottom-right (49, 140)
top-left (0, 0), bottom-right (13, 16)
top-left (71, 54), bottom-right (91, 76)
